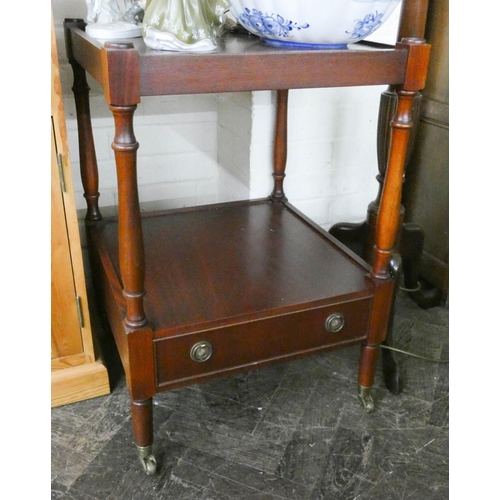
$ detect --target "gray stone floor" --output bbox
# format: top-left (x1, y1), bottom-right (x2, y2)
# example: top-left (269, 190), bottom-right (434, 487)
top-left (51, 293), bottom-right (449, 499)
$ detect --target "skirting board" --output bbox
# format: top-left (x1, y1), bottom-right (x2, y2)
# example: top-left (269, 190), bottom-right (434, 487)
top-left (52, 360), bottom-right (110, 408)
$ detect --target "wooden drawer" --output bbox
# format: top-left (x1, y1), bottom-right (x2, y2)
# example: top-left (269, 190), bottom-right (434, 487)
top-left (154, 297), bottom-right (372, 389)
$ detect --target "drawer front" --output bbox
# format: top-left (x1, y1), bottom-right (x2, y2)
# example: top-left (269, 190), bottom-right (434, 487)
top-left (155, 298), bottom-right (372, 389)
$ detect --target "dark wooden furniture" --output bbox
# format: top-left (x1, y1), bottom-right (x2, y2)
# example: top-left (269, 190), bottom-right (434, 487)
top-left (328, 0), bottom-right (431, 392)
top-left (402, 0), bottom-right (449, 304)
top-left (64, 1), bottom-right (430, 475)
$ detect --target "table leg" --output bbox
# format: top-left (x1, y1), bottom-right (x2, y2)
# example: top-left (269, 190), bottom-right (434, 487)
top-left (109, 103), bottom-right (147, 329)
top-left (358, 39), bottom-right (431, 410)
top-left (271, 89), bottom-right (289, 202)
top-left (131, 398), bottom-right (156, 475)
top-left (66, 20), bottom-right (101, 222)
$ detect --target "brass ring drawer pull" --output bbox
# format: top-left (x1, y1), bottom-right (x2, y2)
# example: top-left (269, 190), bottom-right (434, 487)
top-left (325, 313), bottom-right (345, 333)
top-left (190, 341), bottom-right (213, 362)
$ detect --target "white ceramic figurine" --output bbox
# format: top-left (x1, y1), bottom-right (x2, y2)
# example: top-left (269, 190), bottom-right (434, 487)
top-left (142, 0), bottom-right (230, 52)
top-left (85, 0), bottom-right (145, 39)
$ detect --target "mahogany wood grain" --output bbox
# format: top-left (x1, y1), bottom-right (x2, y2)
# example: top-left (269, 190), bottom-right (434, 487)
top-left (398, 38), bottom-right (431, 91)
top-left (358, 271), bottom-right (395, 388)
top-left (131, 399), bottom-right (153, 448)
top-left (271, 89), bottom-right (288, 201)
top-left (88, 200), bottom-right (380, 399)
top-left (89, 225), bottom-right (154, 401)
top-left (127, 328), bottom-right (155, 400)
top-left (154, 297), bottom-right (372, 390)
top-left (88, 225), bottom-right (132, 381)
top-left (109, 103), bottom-right (147, 329)
top-left (284, 201), bottom-right (372, 273)
top-left (138, 40), bottom-right (408, 95)
top-left (371, 40), bottom-right (431, 279)
top-left (365, 278), bottom-right (396, 346)
top-left (102, 42), bottom-right (140, 106)
top-left (358, 344), bottom-right (380, 388)
top-left (355, 0), bottom-right (430, 266)
top-left (398, 0), bottom-right (430, 40)
top-left (97, 201), bottom-right (374, 334)
top-left (65, 26), bottom-right (409, 96)
top-left (66, 50), bottom-right (101, 221)
top-left (372, 90), bottom-right (416, 278)
top-left (65, 19), bottom-right (104, 87)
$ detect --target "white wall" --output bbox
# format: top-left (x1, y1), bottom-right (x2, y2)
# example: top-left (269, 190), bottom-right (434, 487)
top-left (52, 0), bottom-right (400, 230)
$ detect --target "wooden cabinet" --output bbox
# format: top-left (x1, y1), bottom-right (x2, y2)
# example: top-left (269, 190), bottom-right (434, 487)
top-left (51, 17), bottom-right (110, 407)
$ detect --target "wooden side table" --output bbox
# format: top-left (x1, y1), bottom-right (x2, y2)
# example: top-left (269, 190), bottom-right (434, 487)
top-left (64, 2), bottom-right (430, 474)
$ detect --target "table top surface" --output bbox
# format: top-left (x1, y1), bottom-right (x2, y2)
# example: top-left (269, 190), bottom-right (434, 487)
top-left (67, 24), bottom-right (409, 96)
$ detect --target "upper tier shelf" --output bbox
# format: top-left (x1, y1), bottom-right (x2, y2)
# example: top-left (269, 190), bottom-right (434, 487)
top-left (65, 23), bottom-right (408, 96)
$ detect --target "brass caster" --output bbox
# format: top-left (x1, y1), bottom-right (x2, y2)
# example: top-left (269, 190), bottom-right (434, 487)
top-left (358, 386), bottom-right (375, 413)
top-left (137, 445), bottom-right (157, 475)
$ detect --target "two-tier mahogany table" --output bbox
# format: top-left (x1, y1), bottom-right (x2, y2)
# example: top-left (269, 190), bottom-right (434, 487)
top-left (64, 2), bottom-right (430, 475)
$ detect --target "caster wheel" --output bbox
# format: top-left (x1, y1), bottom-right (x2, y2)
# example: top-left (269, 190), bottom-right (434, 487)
top-left (136, 445), bottom-right (157, 475)
top-left (358, 386), bottom-right (375, 413)
top-left (142, 455), bottom-right (157, 476)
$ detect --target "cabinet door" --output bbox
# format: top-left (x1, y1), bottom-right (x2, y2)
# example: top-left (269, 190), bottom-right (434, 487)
top-left (51, 122), bottom-right (83, 359)
top-left (51, 13), bottom-right (109, 407)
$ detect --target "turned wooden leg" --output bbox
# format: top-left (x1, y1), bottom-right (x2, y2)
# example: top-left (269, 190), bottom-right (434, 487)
top-left (329, 81), bottom-right (421, 401)
top-left (111, 104), bottom-right (154, 472)
top-left (66, 19), bottom-right (101, 222)
top-left (358, 344), bottom-right (379, 412)
top-left (358, 39), bottom-right (431, 411)
top-left (363, 90), bottom-right (421, 408)
top-left (109, 103), bottom-right (147, 329)
top-left (357, 264), bottom-right (399, 409)
top-left (371, 42), bottom-right (432, 279)
top-left (102, 41), bottom-right (156, 475)
top-left (131, 398), bottom-right (156, 475)
top-left (270, 89), bottom-right (289, 202)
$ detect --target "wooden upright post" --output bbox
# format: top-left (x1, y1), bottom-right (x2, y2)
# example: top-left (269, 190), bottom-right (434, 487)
top-left (271, 89), bottom-right (289, 202)
top-left (65, 18), bottom-right (102, 222)
top-left (357, 38), bottom-right (431, 410)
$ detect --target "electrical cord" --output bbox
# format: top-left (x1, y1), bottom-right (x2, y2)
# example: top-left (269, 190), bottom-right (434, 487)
top-left (380, 344), bottom-right (449, 364)
top-left (399, 281), bottom-right (422, 293)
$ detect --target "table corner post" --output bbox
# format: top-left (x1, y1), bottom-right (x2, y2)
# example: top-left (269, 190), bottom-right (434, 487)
top-left (371, 37), bottom-right (431, 281)
top-left (64, 18), bottom-right (102, 222)
top-left (359, 37), bottom-right (431, 410)
top-left (102, 42), bottom-right (147, 330)
top-left (270, 89), bottom-right (289, 203)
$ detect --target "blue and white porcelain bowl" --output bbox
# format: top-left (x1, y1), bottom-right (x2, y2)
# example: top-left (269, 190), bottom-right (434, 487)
top-left (229, 0), bottom-right (401, 49)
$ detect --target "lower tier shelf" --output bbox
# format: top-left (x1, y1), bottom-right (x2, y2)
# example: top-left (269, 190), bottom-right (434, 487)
top-left (90, 199), bottom-right (377, 391)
